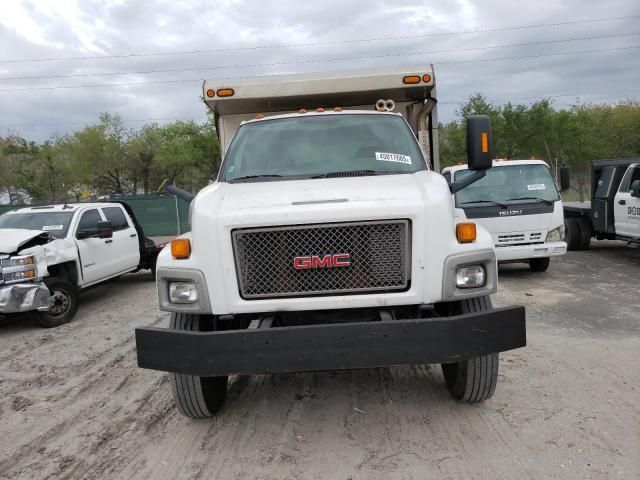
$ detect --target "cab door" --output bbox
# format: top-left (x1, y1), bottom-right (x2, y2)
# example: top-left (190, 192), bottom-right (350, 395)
top-left (614, 164), bottom-right (640, 239)
top-left (74, 208), bottom-right (114, 285)
top-left (100, 205), bottom-right (141, 274)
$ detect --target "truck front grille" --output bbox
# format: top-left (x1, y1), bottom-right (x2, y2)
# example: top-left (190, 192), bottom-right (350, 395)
top-left (232, 220), bottom-right (410, 299)
top-left (497, 231), bottom-right (544, 246)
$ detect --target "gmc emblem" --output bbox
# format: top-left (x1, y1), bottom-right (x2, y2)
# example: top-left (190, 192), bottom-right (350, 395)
top-left (293, 254), bottom-right (351, 270)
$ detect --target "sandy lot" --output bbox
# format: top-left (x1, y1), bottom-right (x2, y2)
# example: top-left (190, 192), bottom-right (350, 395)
top-left (0, 241), bottom-right (638, 480)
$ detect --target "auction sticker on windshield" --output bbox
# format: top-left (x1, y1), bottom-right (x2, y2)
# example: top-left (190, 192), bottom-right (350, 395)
top-left (527, 184), bottom-right (546, 191)
top-left (42, 225), bottom-right (64, 231)
top-left (375, 152), bottom-right (412, 165)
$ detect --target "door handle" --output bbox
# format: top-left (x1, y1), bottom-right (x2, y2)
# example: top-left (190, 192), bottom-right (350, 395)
top-left (130, 233), bottom-right (137, 238)
top-left (618, 199), bottom-right (626, 205)
top-left (105, 239), bottom-right (113, 244)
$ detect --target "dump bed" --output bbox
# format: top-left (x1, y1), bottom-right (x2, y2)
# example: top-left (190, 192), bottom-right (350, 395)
top-left (203, 66), bottom-right (439, 169)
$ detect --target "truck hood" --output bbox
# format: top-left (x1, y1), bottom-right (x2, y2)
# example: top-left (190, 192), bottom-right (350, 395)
top-left (212, 172), bottom-right (436, 224)
top-left (0, 229), bottom-right (51, 255)
top-left (457, 201), bottom-right (565, 244)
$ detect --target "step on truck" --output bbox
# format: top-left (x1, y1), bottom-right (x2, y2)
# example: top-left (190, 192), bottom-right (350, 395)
top-left (442, 160), bottom-right (568, 272)
top-left (563, 158), bottom-right (640, 249)
top-left (0, 202), bottom-right (162, 327)
top-left (135, 66), bottom-right (526, 418)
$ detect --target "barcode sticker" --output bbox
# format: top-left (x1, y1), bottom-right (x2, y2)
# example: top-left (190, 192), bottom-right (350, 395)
top-left (375, 152), bottom-right (412, 165)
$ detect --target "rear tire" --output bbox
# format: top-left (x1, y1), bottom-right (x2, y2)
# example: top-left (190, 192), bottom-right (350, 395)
top-left (565, 218), bottom-right (581, 250)
top-left (169, 313), bottom-right (228, 418)
top-left (441, 296), bottom-right (499, 402)
top-left (529, 257), bottom-right (550, 272)
top-left (577, 218), bottom-right (592, 250)
top-left (34, 277), bottom-right (79, 328)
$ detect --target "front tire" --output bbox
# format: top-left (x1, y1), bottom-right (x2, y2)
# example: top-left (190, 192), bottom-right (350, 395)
top-left (34, 277), bottom-right (79, 328)
top-left (169, 313), bottom-right (228, 418)
top-left (529, 257), bottom-right (550, 272)
top-left (441, 296), bottom-right (499, 402)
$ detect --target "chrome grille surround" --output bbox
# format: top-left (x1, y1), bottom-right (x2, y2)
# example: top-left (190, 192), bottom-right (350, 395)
top-left (232, 220), bottom-right (411, 299)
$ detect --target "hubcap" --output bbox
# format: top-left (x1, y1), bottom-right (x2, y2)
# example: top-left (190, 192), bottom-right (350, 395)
top-left (49, 289), bottom-right (70, 316)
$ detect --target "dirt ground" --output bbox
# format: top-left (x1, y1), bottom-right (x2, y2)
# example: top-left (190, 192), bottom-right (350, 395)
top-left (0, 241), bottom-right (638, 480)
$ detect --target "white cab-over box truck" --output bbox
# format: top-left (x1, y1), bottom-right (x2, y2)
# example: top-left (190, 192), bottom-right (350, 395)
top-left (442, 160), bottom-right (568, 272)
top-left (135, 66), bottom-right (526, 418)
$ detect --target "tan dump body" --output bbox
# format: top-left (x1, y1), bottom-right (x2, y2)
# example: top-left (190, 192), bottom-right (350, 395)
top-left (203, 66), bottom-right (439, 170)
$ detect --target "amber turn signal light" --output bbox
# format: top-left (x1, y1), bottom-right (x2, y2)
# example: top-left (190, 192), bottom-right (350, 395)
top-left (456, 223), bottom-right (477, 243)
top-left (216, 88), bottom-right (234, 97)
top-left (205, 89), bottom-right (215, 98)
top-left (402, 75), bottom-right (421, 84)
top-left (171, 238), bottom-right (191, 259)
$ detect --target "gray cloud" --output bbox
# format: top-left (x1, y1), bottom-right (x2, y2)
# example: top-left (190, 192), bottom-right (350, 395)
top-left (0, 0), bottom-right (639, 141)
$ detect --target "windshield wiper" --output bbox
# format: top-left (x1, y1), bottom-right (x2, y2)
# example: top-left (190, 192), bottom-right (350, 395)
top-left (228, 174), bottom-right (283, 183)
top-left (311, 170), bottom-right (388, 179)
top-left (459, 199), bottom-right (509, 209)
top-left (505, 196), bottom-right (553, 205)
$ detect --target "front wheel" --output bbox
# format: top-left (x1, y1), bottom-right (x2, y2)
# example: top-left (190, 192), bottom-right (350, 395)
top-left (34, 277), bottom-right (79, 328)
top-left (529, 257), bottom-right (550, 272)
top-left (441, 296), bottom-right (499, 402)
top-left (169, 313), bottom-right (228, 418)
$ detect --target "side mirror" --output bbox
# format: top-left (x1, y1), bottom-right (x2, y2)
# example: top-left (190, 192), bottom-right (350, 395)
top-left (559, 165), bottom-right (571, 192)
top-left (631, 179), bottom-right (640, 198)
top-left (449, 116), bottom-right (492, 194)
top-left (97, 221), bottom-right (113, 239)
top-left (466, 115), bottom-right (493, 171)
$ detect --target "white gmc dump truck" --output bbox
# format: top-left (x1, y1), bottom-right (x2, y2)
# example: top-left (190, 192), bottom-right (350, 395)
top-left (442, 160), bottom-right (568, 272)
top-left (135, 66), bottom-right (526, 418)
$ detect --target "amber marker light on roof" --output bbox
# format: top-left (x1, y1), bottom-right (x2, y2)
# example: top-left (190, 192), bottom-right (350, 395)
top-left (216, 88), bottom-right (234, 97)
top-left (256, 113), bottom-right (265, 119)
top-left (205, 89), bottom-right (215, 98)
top-left (334, 107), bottom-right (342, 112)
top-left (171, 238), bottom-right (191, 259)
top-left (422, 74), bottom-right (432, 83)
top-left (403, 75), bottom-right (421, 84)
top-left (316, 107), bottom-right (325, 112)
top-left (456, 223), bottom-right (477, 243)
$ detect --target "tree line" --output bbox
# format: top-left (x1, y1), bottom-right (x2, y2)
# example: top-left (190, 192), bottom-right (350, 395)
top-left (0, 113), bottom-right (220, 204)
top-left (1, 95), bottom-right (639, 204)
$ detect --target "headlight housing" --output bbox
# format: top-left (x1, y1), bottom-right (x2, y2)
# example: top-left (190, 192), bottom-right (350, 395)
top-left (169, 282), bottom-right (198, 304)
top-left (0, 255), bottom-right (37, 284)
top-left (546, 225), bottom-right (565, 242)
top-left (455, 265), bottom-right (486, 289)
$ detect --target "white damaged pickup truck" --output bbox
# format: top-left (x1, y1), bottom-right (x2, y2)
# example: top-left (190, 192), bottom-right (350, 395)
top-left (0, 202), bottom-right (162, 327)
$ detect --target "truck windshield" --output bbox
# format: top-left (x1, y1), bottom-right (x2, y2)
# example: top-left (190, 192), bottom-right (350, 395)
top-left (221, 114), bottom-right (426, 182)
top-left (0, 212), bottom-right (74, 239)
top-left (454, 164), bottom-right (560, 206)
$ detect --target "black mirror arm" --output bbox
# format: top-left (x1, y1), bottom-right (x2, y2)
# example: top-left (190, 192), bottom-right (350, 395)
top-left (449, 169), bottom-right (487, 194)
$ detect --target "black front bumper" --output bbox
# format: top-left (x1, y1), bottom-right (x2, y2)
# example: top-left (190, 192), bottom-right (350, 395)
top-left (135, 306), bottom-right (525, 377)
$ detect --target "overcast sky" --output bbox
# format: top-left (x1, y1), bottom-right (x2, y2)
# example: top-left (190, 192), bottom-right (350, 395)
top-left (1, 0), bottom-right (639, 141)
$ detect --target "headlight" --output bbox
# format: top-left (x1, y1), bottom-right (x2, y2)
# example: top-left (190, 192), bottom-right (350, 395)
top-left (169, 282), bottom-right (198, 304)
top-left (546, 225), bottom-right (565, 242)
top-left (0, 255), bottom-right (37, 284)
top-left (455, 265), bottom-right (486, 289)
top-left (1, 255), bottom-right (35, 268)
